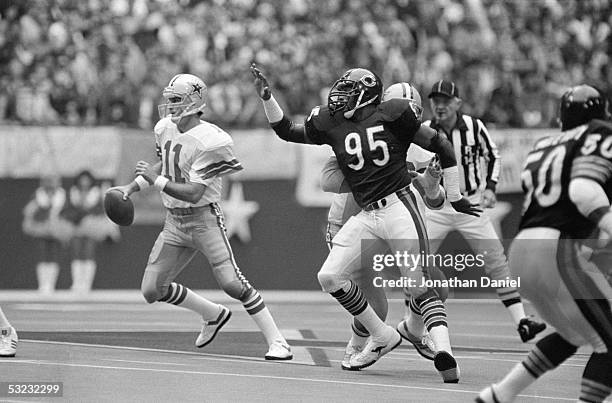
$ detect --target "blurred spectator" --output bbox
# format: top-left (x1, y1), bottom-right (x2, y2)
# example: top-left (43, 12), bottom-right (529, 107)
top-left (61, 170), bottom-right (113, 294)
top-left (0, 0), bottom-right (610, 128)
top-left (22, 174), bottom-right (71, 294)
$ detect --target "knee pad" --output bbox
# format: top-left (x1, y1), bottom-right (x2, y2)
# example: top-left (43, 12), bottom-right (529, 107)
top-left (221, 279), bottom-right (248, 300)
top-left (142, 283), bottom-right (166, 304)
top-left (211, 259), bottom-right (250, 300)
top-left (317, 270), bottom-right (348, 293)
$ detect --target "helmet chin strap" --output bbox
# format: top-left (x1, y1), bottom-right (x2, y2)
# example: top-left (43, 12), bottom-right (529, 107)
top-left (344, 91), bottom-right (378, 119)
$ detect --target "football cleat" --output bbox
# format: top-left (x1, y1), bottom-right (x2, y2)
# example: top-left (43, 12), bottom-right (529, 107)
top-left (0, 327), bottom-right (17, 357)
top-left (195, 306), bottom-right (231, 348)
top-left (434, 350), bottom-right (460, 383)
top-left (341, 337), bottom-right (367, 370)
top-left (264, 339), bottom-right (293, 361)
top-left (347, 326), bottom-right (401, 370)
top-left (397, 320), bottom-right (435, 361)
top-left (518, 317), bottom-right (546, 342)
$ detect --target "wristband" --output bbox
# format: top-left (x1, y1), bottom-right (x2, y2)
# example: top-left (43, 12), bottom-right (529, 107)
top-left (134, 175), bottom-right (150, 190)
top-left (588, 206), bottom-right (611, 223)
top-left (154, 176), bottom-right (169, 191)
top-left (442, 167), bottom-right (461, 202)
top-left (262, 95), bottom-right (284, 123)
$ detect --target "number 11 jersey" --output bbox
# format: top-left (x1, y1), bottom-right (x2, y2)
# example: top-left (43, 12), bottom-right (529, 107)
top-left (304, 99), bottom-right (421, 207)
top-left (154, 117), bottom-right (243, 209)
top-left (520, 119), bottom-right (612, 239)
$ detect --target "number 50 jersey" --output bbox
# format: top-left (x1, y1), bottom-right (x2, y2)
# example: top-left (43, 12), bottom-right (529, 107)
top-left (154, 117), bottom-right (243, 209)
top-left (305, 99), bottom-right (421, 207)
top-left (520, 119), bottom-right (612, 239)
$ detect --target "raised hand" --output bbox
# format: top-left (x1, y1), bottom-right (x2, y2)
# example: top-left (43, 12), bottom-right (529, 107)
top-left (250, 63), bottom-right (271, 100)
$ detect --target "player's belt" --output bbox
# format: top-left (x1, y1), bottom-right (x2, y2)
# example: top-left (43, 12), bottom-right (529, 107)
top-left (364, 198), bottom-right (389, 211)
top-left (168, 206), bottom-right (207, 216)
top-left (364, 186), bottom-right (412, 211)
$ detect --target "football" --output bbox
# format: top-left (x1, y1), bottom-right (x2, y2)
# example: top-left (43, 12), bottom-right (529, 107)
top-left (104, 189), bottom-right (134, 226)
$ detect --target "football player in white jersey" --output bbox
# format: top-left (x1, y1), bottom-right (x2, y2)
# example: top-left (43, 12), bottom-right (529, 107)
top-left (110, 74), bottom-right (291, 360)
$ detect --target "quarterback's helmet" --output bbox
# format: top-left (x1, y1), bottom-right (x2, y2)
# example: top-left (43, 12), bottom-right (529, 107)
top-left (559, 85), bottom-right (610, 131)
top-left (328, 68), bottom-right (383, 118)
top-left (158, 74), bottom-right (207, 123)
top-left (383, 82), bottom-right (423, 121)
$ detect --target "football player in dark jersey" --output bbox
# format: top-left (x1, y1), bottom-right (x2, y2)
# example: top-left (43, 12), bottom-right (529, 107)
top-left (477, 85), bottom-right (612, 403)
top-left (252, 64), bottom-right (480, 381)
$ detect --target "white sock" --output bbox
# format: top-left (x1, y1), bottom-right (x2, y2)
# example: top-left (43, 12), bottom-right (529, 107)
top-left (355, 306), bottom-right (387, 339)
top-left (250, 307), bottom-right (285, 346)
top-left (37, 262), bottom-right (59, 293)
top-left (507, 302), bottom-right (527, 325)
top-left (0, 307), bottom-right (10, 328)
top-left (494, 362), bottom-right (537, 402)
top-left (429, 325), bottom-right (452, 355)
top-left (178, 289), bottom-right (223, 321)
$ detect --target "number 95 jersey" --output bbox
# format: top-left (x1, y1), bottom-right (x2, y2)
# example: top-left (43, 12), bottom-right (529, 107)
top-left (520, 119), bottom-right (612, 239)
top-left (154, 117), bottom-right (243, 209)
top-left (305, 99), bottom-right (421, 208)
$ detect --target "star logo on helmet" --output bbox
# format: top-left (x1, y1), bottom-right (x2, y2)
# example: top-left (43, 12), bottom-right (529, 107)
top-left (191, 83), bottom-right (203, 98)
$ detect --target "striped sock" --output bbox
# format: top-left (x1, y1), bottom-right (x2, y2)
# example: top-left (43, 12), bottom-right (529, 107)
top-left (495, 333), bottom-right (577, 402)
top-left (331, 281), bottom-right (386, 337)
top-left (240, 288), bottom-right (266, 315)
top-left (580, 379), bottom-right (611, 403)
top-left (241, 289), bottom-right (284, 346)
top-left (330, 281), bottom-right (368, 316)
top-left (580, 353), bottom-right (612, 403)
top-left (417, 296), bottom-right (447, 331)
top-left (159, 283), bottom-right (221, 320)
top-left (496, 287), bottom-right (524, 324)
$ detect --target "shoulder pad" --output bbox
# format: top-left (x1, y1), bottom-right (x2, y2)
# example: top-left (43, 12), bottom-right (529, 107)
top-left (378, 99), bottom-right (414, 121)
top-left (154, 117), bottom-right (174, 135)
top-left (192, 122), bottom-right (233, 149)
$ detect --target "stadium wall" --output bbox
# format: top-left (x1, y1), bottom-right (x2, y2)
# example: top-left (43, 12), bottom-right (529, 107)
top-left (0, 125), bottom-right (551, 291)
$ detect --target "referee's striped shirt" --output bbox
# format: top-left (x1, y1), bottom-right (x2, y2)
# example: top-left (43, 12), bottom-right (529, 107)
top-left (424, 113), bottom-right (500, 195)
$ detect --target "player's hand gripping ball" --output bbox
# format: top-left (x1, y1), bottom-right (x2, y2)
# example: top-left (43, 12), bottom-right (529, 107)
top-left (104, 189), bottom-right (134, 226)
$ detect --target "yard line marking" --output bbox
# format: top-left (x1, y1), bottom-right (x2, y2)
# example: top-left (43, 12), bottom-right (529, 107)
top-left (21, 340), bottom-right (317, 366)
top-left (1, 359), bottom-right (576, 401)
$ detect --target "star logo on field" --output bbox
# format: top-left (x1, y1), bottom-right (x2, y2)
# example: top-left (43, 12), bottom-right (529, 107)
top-left (222, 182), bottom-right (259, 243)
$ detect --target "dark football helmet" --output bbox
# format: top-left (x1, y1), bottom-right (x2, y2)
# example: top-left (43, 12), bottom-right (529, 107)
top-left (328, 68), bottom-right (383, 118)
top-left (559, 85), bottom-right (610, 131)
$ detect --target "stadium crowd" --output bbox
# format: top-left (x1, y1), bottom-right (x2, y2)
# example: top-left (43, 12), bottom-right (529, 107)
top-left (1, 0), bottom-right (610, 128)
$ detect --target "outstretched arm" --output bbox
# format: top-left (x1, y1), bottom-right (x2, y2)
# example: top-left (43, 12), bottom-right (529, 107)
top-left (251, 63), bottom-right (311, 144)
top-left (413, 125), bottom-right (482, 216)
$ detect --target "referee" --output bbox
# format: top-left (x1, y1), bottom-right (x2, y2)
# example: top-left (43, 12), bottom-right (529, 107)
top-left (412, 80), bottom-right (546, 342)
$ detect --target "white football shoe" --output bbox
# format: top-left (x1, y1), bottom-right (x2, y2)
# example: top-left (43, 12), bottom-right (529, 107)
top-left (347, 325), bottom-right (401, 370)
top-left (265, 339), bottom-right (293, 360)
top-left (396, 320), bottom-right (435, 361)
top-left (0, 327), bottom-right (17, 357)
top-left (341, 337), bottom-right (367, 370)
top-left (195, 306), bottom-right (232, 348)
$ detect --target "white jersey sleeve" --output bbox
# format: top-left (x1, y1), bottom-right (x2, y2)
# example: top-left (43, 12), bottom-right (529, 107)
top-left (189, 141), bottom-right (243, 185)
